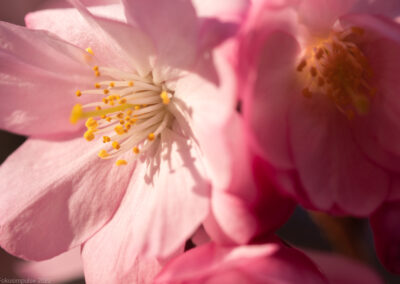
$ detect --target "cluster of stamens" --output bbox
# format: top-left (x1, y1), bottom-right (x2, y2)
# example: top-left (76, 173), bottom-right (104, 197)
top-left (297, 27), bottom-right (376, 120)
top-left (70, 48), bottom-right (173, 166)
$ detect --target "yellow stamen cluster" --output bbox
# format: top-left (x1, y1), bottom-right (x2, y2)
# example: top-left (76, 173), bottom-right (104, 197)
top-left (297, 27), bottom-right (375, 119)
top-left (70, 47), bottom-right (174, 166)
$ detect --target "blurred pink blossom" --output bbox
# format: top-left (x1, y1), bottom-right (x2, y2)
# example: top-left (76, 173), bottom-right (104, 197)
top-left (240, 0), bottom-right (400, 216)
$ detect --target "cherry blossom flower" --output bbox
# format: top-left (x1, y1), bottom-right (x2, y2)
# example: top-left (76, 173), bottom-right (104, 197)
top-left (0, 0), bottom-right (248, 271)
top-left (240, 0), bottom-right (400, 216)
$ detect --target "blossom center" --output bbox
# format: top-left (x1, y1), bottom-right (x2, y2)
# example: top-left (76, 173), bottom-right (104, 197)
top-left (71, 53), bottom-right (174, 166)
top-left (296, 27), bottom-right (375, 119)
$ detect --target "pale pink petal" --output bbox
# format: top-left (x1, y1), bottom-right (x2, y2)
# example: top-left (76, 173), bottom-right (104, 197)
top-left (298, 0), bottom-right (358, 35)
top-left (17, 248), bottom-right (83, 283)
top-left (39, 0), bottom-right (120, 9)
top-left (192, 0), bottom-right (249, 51)
top-left (370, 201), bottom-right (400, 274)
top-left (68, 0), bottom-right (154, 76)
top-left (0, 138), bottom-right (134, 260)
top-left (80, 128), bottom-right (209, 283)
top-left (0, 22), bottom-right (93, 138)
top-left (122, 0), bottom-right (199, 81)
top-left (305, 250), bottom-right (383, 284)
top-left (288, 92), bottom-right (390, 215)
top-left (155, 243), bottom-right (326, 284)
top-left (242, 28), bottom-right (300, 170)
top-left (172, 50), bottom-right (236, 192)
top-left (191, 226), bottom-right (211, 246)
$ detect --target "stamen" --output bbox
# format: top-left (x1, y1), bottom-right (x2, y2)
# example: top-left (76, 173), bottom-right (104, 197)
top-left (116, 160), bottom-right (127, 166)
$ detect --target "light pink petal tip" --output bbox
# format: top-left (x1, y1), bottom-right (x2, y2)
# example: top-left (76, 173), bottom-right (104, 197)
top-left (17, 248), bottom-right (83, 283)
top-left (155, 243), bottom-right (326, 284)
top-left (122, 0), bottom-right (199, 80)
top-left (0, 21), bottom-right (93, 138)
top-left (0, 138), bottom-right (134, 260)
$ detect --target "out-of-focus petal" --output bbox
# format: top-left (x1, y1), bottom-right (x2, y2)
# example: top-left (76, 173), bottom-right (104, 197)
top-left (0, 138), bottom-right (134, 260)
top-left (17, 248), bottom-right (83, 283)
top-left (297, 0), bottom-right (358, 35)
top-left (289, 92), bottom-right (390, 215)
top-left (155, 242), bottom-right (326, 284)
top-left (0, 22), bottom-right (93, 138)
top-left (242, 29), bottom-right (300, 170)
top-left (370, 201), bottom-right (400, 274)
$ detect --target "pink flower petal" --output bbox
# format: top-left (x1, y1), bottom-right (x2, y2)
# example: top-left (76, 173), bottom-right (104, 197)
top-left (297, 0), bottom-right (358, 36)
top-left (25, 5), bottom-right (131, 70)
top-left (305, 250), bottom-right (383, 284)
top-left (121, 0), bottom-right (199, 82)
top-left (0, 22), bottom-right (93, 138)
top-left (0, 138), bottom-right (134, 260)
top-left (172, 50), bottom-right (236, 192)
top-left (192, 0), bottom-right (249, 51)
top-left (341, 14), bottom-right (400, 166)
top-left (289, 92), bottom-right (390, 215)
top-left (80, 128), bottom-right (210, 282)
top-left (155, 242), bottom-right (326, 284)
top-left (69, 0), bottom-right (155, 76)
top-left (17, 248), bottom-right (83, 283)
top-left (352, 0), bottom-right (400, 18)
top-left (370, 201), bottom-right (400, 274)
top-left (242, 28), bottom-right (300, 170)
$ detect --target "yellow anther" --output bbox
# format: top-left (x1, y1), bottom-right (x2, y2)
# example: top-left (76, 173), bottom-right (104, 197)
top-left (119, 98), bottom-right (127, 104)
top-left (112, 141), bottom-right (120, 150)
top-left (95, 83), bottom-right (101, 89)
top-left (297, 59), bottom-right (307, 72)
top-left (106, 117), bottom-right (112, 122)
top-left (98, 149), bottom-right (109, 158)
top-left (93, 65), bottom-right (99, 71)
top-left (128, 81), bottom-right (134, 87)
top-left (116, 160), bottom-right (127, 166)
top-left (109, 100), bottom-right (115, 106)
top-left (84, 129), bottom-right (95, 141)
top-left (125, 116), bottom-right (131, 121)
top-left (85, 47), bottom-right (94, 55)
top-left (109, 82), bottom-right (115, 88)
top-left (70, 103), bottom-right (135, 124)
top-left (133, 147), bottom-right (140, 154)
top-left (125, 123), bottom-right (131, 129)
top-left (85, 117), bottom-right (98, 129)
top-left (101, 115), bottom-right (107, 119)
top-left (119, 119), bottom-right (125, 125)
top-left (114, 125), bottom-right (125, 135)
top-left (130, 119), bottom-right (137, 124)
top-left (102, 98), bottom-right (108, 104)
top-left (148, 133), bottom-right (155, 141)
top-left (126, 110), bottom-right (133, 115)
top-left (70, 104), bottom-right (83, 124)
top-left (103, 89), bottom-right (109, 95)
top-left (310, 66), bottom-right (317, 77)
top-left (160, 91), bottom-right (170, 104)
top-left (134, 105), bottom-right (141, 110)
top-left (95, 106), bottom-right (102, 111)
top-left (75, 90), bottom-right (82, 97)
top-left (117, 113), bottom-right (124, 119)
top-left (103, 136), bottom-right (111, 143)
top-left (95, 71), bottom-right (101, 77)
